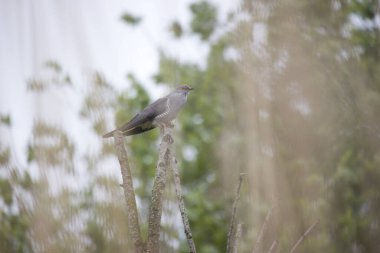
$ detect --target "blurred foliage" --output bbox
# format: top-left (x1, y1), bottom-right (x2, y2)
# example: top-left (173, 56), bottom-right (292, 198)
top-left (80, 72), bottom-right (116, 136)
top-left (0, 138), bottom-right (33, 253)
top-left (27, 60), bottom-right (71, 92)
top-left (0, 114), bottom-right (11, 126)
top-left (28, 121), bottom-right (75, 172)
top-left (0, 145), bottom-right (10, 166)
top-left (169, 21), bottom-right (183, 38)
top-left (227, 1), bottom-right (380, 253)
top-left (121, 12), bottom-right (142, 26)
top-left (190, 1), bottom-right (218, 41)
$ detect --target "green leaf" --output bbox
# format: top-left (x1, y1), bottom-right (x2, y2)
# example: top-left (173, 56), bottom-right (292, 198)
top-left (44, 60), bottom-right (62, 73)
top-left (0, 146), bottom-right (10, 165)
top-left (169, 21), bottom-right (183, 38)
top-left (190, 1), bottom-right (217, 41)
top-left (0, 179), bottom-right (13, 206)
top-left (0, 114), bottom-right (11, 126)
top-left (21, 172), bottom-right (33, 190)
top-left (27, 144), bottom-right (34, 163)
top-left (121, 13), bottom-right (142, 26)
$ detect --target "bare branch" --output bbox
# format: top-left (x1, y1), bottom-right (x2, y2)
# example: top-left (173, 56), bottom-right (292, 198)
top-left (113, 130), bottom-right (144, 253)
top-left (232, 223), bottom-right (243, 253)
top-left (267, 240), bottom-right (278, 253)
top-left (227, 173), bottom-right (246, 253)
top-left (146, 125), bottom-right (174, 253)
top-left (289, 220), bottom-right (319, 253)
top-left (252, 205), bottom-right (274, 253)
top-left (171, 157), bottom-right (197, 253)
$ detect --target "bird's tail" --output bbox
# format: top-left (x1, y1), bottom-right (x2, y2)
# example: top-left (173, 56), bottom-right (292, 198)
top-left (102, 130), bottom-right (115, 138)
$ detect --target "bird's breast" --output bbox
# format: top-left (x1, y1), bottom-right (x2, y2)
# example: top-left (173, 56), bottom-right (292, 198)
top-left (154, 94), bottom-right (187, 123)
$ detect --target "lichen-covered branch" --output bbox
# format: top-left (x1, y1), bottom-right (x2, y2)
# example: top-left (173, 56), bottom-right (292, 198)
top-left (232, 223), bottom-right (242, 253)
top-left (171, 157), bottom-right (197, 253)
top-left (146, 125), bottom-right (174, 253)
top-left (289, 220), bottom-right (319, 253)
top-left (113, 130), bottom-right (144, 253)
top-left (227, 173), bottom-right (245, 253)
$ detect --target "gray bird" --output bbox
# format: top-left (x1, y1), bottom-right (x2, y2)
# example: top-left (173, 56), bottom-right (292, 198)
top-left (103, 85), bottom-right (193, 138)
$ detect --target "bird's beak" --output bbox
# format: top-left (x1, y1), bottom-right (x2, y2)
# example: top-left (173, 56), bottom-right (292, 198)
top-left (189, 87), bottom-right (194, 91)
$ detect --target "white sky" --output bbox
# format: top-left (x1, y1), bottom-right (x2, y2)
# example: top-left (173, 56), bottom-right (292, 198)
top-left (0, 0), bottom-right (239, 167)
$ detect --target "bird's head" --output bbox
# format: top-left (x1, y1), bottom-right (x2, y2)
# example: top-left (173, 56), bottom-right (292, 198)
top-left (175, 85), bottom-right (194, 95)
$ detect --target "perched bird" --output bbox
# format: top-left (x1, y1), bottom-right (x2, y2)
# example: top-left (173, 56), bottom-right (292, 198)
top-left (103, 85), bottom-right (193, 138)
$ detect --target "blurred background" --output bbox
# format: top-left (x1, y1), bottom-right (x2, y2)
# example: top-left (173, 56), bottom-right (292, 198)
top-left (1, 0), bottom-right (380, 252)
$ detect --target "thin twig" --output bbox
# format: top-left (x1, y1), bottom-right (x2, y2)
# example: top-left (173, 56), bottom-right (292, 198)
top-left (146, 125), bottom-right (174, 253)
top-left (171, 157), bottom-right (197, 253)
top-left (114, 130), bottom-right (144, 253)
top-left (227, 173), bottom-right (246, 253)
top-left (289, 220), bottom-right (319, 253)
top-left (252, 205), bottom-right (274, 253)
top-left (267, 240), bottom-right (278, 253)
top-left (232, 223), bottom-right (243, 253)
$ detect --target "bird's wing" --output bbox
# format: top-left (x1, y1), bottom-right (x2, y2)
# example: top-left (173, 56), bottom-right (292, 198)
top-left (117, 96), bottom-right (168, 133)
top-left (102, 97), bottom-right (169, 138)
